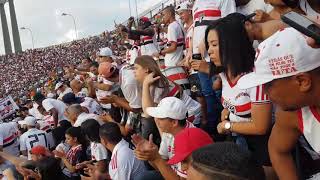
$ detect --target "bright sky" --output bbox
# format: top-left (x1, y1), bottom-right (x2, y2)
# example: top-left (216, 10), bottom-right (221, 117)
top-left (0, 0), bottom-right (166, 54)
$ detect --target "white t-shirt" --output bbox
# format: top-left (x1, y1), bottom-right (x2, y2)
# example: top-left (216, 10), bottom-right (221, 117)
top-left (109, 139), bottom-right (146, 180)
top-left (140, 35), bottom-right (159, 56)
top-left (0, 122), bottom-right (19, 156)
top-left (220, 73), bottom-right (270, 122)
top-left (90, 142), bottom-right (109, 161)
top-left (129, 46), bottom-right (140, 65)
top-left (300, 0), bottom-right (320, 23)
top-left (159, 122), bottom-right (195, 178)
top-left (120, 65), bottom-right (142, 109)
top-left (37, 120), bottom-right (55, 149)
top-left (42, 99), bottom-right (68, 121)
top-left (29, 103), bottom-right (44, 120)
top-left (75, 88), bottom-right (89, 98)
top-left (192, 0), bottom-right (236, 55)
top-left (55, 142), bottom-right (70, 154)
top-left (165, 21), bottom-right (185, 67)
top-left (80, 97), bottom-right (104, 115)
top-left (96, 76), bottom-right (119, 109)
top-left (20, 128), bottom-right (50, 160)
top-left (237, 0), bottom-right (273, 15)
top-left (74, 113), bottom-right (104, 127)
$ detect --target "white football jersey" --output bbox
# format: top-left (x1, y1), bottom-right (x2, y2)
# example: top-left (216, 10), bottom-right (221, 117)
top-left (90, 142), bottom-right (109, 161)
top-left (37, 120), bottom-right (55, 149)
top-left (0, 122), bottom-right (19, 156)
top-left (20, 128), bottom-right (50, 160)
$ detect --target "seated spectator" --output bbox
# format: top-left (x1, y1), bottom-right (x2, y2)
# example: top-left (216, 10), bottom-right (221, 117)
top-left (188, 142), bottom-right (265, 180)
top-left (98, 122), bottom-right (146, 180)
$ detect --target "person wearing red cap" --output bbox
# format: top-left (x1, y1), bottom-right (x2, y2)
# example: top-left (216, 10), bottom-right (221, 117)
top-left (30, 145), bottom-right (50, 162)
top-left (133, 126), bottom-right (213, 180)
top-left (121, 16), bottom-right (158, 56)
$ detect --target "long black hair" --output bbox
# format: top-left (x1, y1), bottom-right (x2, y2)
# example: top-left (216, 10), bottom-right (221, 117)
top-left (205, 13), bottom-right (255, 78)
top-left (65, 127), bottom-right (88, 149)
top-left (81, 119), bottom-right (101, 143)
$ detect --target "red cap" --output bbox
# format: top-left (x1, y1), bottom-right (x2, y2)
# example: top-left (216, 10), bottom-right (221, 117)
top-left (167, 128), bottom-right (213, 165)
top-left (30, 145), bottom-right (47, 156)
top-left (139, 17), bottom-right (150, 23)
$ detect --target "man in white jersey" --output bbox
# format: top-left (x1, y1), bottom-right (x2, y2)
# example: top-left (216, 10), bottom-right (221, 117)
top-left (33, 92), bottom-right (67, 127)
top-left (154, 6), bottom-right (185, 67)
top-left (238, 28), bottom-right (320, 180)
top-left (64, 104), bottom-right (104, 127)
top-left (99, 122), bottom-right (146, 180)
top-left (36, 120), bottom-right (55, 149)
top-left (0, 122), bottom-right (19, 156)
top-left (19, 116), bottom-right (50, 160)
top-left (55, 82), bottom-right (73, 100)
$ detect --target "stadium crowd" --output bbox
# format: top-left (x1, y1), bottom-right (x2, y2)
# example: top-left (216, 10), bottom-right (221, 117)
top-left (0, 0), bottom-right (320, 180)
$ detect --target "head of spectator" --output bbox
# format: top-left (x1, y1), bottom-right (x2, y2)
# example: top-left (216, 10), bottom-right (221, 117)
top-left (62, 92), bottom-right (84, 106)
top-left (70, 79), bottom-right (85, 95)
top-left (98, 62), bottom-right (118, 79)
top-left (58, 120), bottom-right (72, 130)
top-left (52, 126), bottom-right (67, 146)
top-left (32, 92), bottom-right (46, 107)
top-left (65, 127), bottom-right (88, 149)
top-left (169, 128), bottom-right (213, 171)
top-left (64, 104), bottom-right (84, 125)
top-left (235, 0), bottom-right (251, 6)
top-left (146, 97), bottom-right (188, 134)
top-left (36, 157), bottom-right (65, 180)
top-left (29, 145), bottom-right (49, 162)
top-left (81, 119), bottom-right (101, 143)
top-left (134, 55), bottom-right (169, 88)
top-left (187, 142), bottom-right (265, 180)
top-left (176, 1), bottom-right (192, 24)
top-left (162, 5), bottom-right (176, 25)
top-left (18, 116), bottom-right (37, 130)
top-left (205, 14), bottom-right (255, 77)
top-left (139, 17), bottom-right (152, 29)
top-left (99, 122), bottom-right (122, 152)
top-left (267, 0), bottom-right (299, 8)
top-left (238, 28), bottom-right (320, 111)
top-left (97, 47), bottom-right (114, 64)
top-left (89, 62), bottom-right (99, 76)
top-left (54, 82), bottom-right (67, 96)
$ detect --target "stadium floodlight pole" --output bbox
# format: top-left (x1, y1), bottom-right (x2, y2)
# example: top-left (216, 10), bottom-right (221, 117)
top-left (128, 0), bottom-right (132, 16)
top-left (20, 27), bottom-right (34, 49)
top-left (61, 13), bottom-right (78, 40)
top-left (135, 0), bottom-right (138, 25)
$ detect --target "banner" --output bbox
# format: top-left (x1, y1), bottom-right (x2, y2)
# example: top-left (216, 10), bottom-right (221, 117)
top-left (0, 96), bottom-right (19, 120)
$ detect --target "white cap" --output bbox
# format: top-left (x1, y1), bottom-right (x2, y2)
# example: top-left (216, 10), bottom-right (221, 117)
top-left (146, 97), bottom-right (187, 120)
top-left (237, 28), bottom-right (320, 90)
top-left (18, 116), bottom-right (37, 126)
top-left (176, 1), bottom-right (191, 12)
top-left (47, 93), bottom-right (55, 98)
top-left (98, 47), bottom-right (113, 57)
top-left (54, 82), bottom-right (63, 90)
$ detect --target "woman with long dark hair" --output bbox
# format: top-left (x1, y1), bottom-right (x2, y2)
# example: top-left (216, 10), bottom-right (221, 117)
top-left (202, 13), bottom-right (273, 167)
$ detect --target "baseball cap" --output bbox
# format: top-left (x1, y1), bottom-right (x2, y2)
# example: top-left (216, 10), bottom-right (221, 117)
top-left (146, 97), bottom-right (187, 120)
top-left (54, 82), bottom-right (63, 90)
top-left (98, 62), bottom-right (117, 78)
top-left (139, 17), bottom-right (150, 23)
top-left (18, 116), bottom-right (37, 126)
top-left (30, 145), bottom-right (47, 156)
top-left (237, 28), bottom-right (320, 90)
top-left (62, 92), bottom-right (83, 104)
top-left (98, 47), bottom-right (113, 57)
top-left (176, 1), bottom-right (191, 12)
top-left (167, 128), bottom-right (213, 165)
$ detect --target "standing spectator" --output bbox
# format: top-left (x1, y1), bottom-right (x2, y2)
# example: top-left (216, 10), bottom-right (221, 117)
top-left (99, 122), bottom-right (146, 180)
top-left (238, 28), bottom-right (320, 180)
top-left (54, 127), bottom-right (88, 180)
top-left (19, 116), bottom-right (50, 160)
top-left (33, 92), bottom-right (68, 127)
top-left (64, 104), bottom-right (103, 127)
top-left (0, 122), bottom-right (19, 156)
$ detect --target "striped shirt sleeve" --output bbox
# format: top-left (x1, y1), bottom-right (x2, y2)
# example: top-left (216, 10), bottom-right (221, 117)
top-left (249, 84), bottom-right (270, 104)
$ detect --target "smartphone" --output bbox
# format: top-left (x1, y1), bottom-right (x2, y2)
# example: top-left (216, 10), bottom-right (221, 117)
top-left (281, 11), bottom-right (320, 44)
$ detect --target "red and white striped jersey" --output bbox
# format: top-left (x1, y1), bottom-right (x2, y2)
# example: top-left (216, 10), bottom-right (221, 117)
top-left (161, 66), bottom-right (190, 96)
top-left (140, 35), bottom-right (158, 56)
top-left (220, 73), bottom-right (270, 122)
top-left (185, 23), bottom-right (194, 50)
top-left (297, 106), bottom-right (320, 155)
top-left (0, 122), bottom-right (19, 156)
top-left (192, 0), bottom-right (236, 54)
